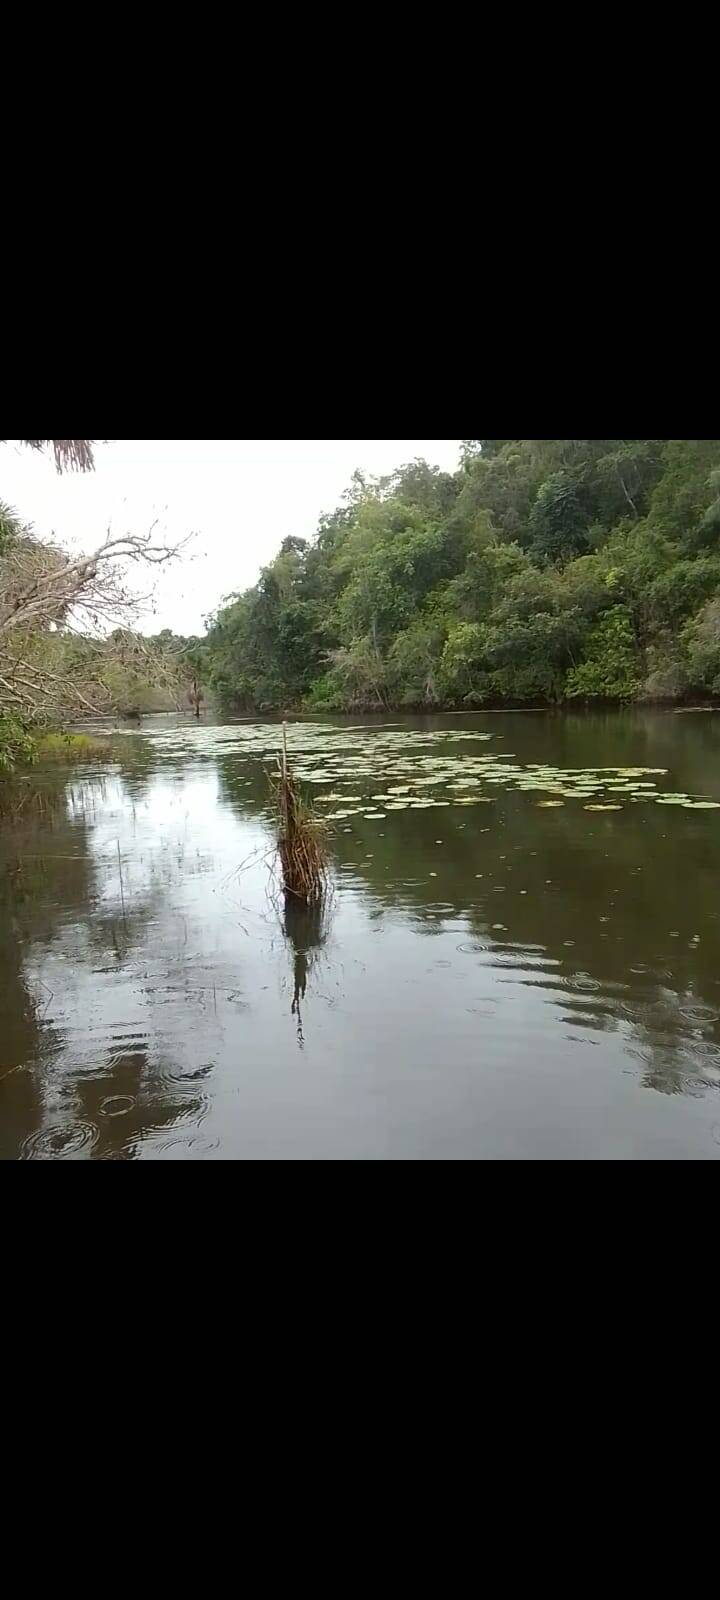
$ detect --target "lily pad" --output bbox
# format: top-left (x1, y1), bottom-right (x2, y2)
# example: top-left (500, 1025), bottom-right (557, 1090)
top-left (317, 793), bottom-right (362, 804)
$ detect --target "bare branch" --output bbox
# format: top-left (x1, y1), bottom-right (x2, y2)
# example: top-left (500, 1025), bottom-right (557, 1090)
top-left (0, 521), bottom-right (191, 724)
top-left (0, 527), bottom-right (188, 638)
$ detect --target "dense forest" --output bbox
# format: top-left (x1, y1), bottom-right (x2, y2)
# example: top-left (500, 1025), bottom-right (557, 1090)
top-left (204, 440), bottom-right (720, 712)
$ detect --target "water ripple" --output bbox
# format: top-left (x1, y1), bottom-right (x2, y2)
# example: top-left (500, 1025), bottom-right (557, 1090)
top-left (21, 1121), bottom-right (99, 1161)
top-left (99, 1095), bottom-right (136, 1118)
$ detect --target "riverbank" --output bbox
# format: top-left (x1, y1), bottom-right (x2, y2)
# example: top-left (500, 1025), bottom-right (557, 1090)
top-left (33, 731), bottom-right (124, 762)
top-left (218, 693), bottom-right (720, 719)
top-left (0, 722), bottom-right (127, 778)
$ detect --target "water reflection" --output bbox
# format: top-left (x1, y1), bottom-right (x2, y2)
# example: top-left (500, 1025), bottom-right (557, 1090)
top-left (2, 711), bottom-right (720, 1159)
top-left (298, 766), bottom-right (720, 1103)
top-left (18, 1034), bottom-right (212, 1162)
top-left (1, 767), bottom-right (223, 1159)
top-left (283, 893), bottom-right (332, 1048)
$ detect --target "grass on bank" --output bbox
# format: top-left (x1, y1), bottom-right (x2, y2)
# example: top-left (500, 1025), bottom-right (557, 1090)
top-left (1, 716), bottom-right (126, 776)
top-left (33, 731), bottom-right (120, 763)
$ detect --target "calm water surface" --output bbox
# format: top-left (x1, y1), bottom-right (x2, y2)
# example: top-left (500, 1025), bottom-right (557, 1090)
top-left (2, 711), bottom-right (720, 1160)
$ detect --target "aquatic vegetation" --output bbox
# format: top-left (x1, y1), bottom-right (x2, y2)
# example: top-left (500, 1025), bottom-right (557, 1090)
top-left (144, 721), bottom-right (719, 821)
top-left (273, 731), bottom-right (328, 903)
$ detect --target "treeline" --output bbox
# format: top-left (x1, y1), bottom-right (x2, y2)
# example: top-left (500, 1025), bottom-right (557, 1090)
top-left (76, 630), bottom-right (206, 719)
top-left (204, 440), bottom-right (720, 712)
top-left (0, 624), bottom-right (203, 773)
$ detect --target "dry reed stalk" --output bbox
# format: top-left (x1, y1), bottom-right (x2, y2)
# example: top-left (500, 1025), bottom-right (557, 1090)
top-left (274, 724), bottom-right (328, 903)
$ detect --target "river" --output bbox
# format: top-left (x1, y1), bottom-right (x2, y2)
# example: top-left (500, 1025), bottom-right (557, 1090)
top-left (1, 711), bottom-right (719, 1160)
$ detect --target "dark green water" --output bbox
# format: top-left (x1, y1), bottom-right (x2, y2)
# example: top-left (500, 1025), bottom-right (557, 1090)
top-left (2, 711), bottom-right (719, 1160)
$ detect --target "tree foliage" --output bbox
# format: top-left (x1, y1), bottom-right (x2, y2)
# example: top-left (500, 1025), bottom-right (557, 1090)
top-left (0, 712), bottom-right (37, 774)
top-left (204, 441), bottom-right (720, 711)
top-left (1, 441), bottom-right (188, 752)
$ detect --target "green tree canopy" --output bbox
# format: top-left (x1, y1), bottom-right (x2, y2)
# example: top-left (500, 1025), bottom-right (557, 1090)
top-left (197, 440), bottom-right (720, 713)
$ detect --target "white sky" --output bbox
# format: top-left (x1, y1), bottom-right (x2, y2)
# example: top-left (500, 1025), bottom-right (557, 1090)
top-left (1, 439), bottom-right (462, 636)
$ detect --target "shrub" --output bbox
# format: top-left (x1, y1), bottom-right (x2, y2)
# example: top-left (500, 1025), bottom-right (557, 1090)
top-left (566, 607), bottom-right (643, 701)
top-left (0, 714), bottom-right (37, 774)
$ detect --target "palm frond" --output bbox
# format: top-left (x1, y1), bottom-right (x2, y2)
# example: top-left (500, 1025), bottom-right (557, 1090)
top-left (0, 500), bottom-right (24, 546)
top-left (20, 439), bottom-right (96, 472)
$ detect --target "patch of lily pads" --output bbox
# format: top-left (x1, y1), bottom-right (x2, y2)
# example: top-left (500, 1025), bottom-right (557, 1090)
top-left (144, 721), bottom-right (720, 819)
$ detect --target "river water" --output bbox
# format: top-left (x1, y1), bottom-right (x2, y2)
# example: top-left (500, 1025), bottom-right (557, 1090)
top-left (1, 711), bottom-right (719, 1160)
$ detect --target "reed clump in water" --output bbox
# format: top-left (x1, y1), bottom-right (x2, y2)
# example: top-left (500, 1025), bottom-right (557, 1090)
top-left (274, 725), bottom-right (328, 903)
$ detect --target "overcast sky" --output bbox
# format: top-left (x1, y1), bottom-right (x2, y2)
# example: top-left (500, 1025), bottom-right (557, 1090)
top-left (1, 439), bottom-right (462, 636)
